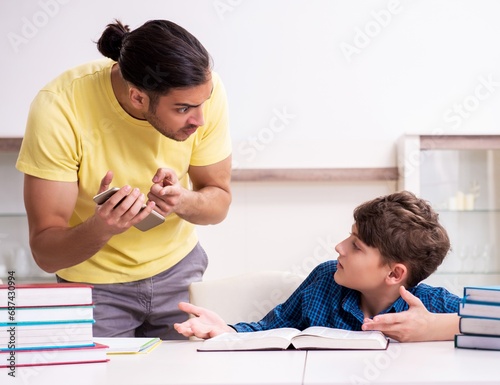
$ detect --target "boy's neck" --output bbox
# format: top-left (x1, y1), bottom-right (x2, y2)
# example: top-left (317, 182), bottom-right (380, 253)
top-left (359, 287), bottom-right (402, 318)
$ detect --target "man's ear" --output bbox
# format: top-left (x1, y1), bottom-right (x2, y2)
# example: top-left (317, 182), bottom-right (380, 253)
top-left (386, 263), bottom-right (407, 285)
top-left (129, 87), bottom-right (149, 111)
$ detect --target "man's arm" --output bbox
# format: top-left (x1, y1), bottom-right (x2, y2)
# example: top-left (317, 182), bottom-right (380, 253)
top-left (361, 286), bottom-right (460, 342)
top-left (148, 155), bottom-right (232, 225)
top-left (24, 173), bottom-right (154, 273)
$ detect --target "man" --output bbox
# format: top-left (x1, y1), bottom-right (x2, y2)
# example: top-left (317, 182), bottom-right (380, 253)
top-left (16, 19), bottom-right (232, 339)
top-left (175, 191), bottom-right (460, 342)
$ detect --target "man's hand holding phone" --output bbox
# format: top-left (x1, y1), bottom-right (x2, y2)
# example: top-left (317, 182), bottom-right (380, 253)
top-left (93, 186), bottom-right (165, 232)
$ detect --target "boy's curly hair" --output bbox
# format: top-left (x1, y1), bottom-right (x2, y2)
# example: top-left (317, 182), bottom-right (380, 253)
top-left (353, 191), bottom-right (450, 288)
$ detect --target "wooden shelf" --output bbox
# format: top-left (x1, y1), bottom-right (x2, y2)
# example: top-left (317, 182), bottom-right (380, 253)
top-left (1, 138), bottom-right (397, 182)
top-left (420, 135), bottom-right (500, 150)
top-left (0, 137), bottom-right (22, 152)
top-left (231, 167), bottom-right (398, 182)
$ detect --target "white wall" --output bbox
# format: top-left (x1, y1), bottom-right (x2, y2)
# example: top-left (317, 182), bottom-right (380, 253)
top-left (198, 181), bottom-right (395, 280)
top-left (3, 0), bottom-right (500, 165)
top-left (2, 0), bottom-right (500, 286)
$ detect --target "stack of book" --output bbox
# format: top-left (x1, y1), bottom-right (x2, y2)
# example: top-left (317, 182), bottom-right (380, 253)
top-left (0, 282), bottom-right (109, 368)
top-left (455, 285), bottom-right (500, 351)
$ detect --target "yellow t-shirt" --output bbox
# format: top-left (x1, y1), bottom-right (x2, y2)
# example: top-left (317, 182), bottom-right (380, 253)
top-left (16, 59), bottom-right (231, 283)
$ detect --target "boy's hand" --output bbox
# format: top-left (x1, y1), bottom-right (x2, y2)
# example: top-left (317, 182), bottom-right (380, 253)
top-left (361, 286), bottom-right (458, 342)
top-left (174, 302), bottom-right (235, 339)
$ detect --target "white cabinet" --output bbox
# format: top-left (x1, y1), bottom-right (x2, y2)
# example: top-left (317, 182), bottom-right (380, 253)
top-left (398, 135), bottom-right (500, 295)
top-left (0, 150), bottom-right (53, 282)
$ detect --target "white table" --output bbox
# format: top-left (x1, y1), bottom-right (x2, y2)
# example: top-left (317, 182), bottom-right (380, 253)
top-left (303, 341), bottom-right (500, 385)
top-left (1, 341), bottom-right (306, 385)
top-left (1, 340), bottom-right (499, 385)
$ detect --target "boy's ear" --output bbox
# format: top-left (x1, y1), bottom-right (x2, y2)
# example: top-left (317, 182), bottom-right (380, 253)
top-left (129, 87), bottom-right (149, 110)
top-left (386, 263), bottom-right (407, 285)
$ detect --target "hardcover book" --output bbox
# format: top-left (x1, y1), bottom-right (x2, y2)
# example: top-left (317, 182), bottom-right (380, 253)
top-left (458, 300), bottom-right (500, 319)
top-left (197, 326), bottom-right (389, 352)
top-left (463, 286), bottom-right (500, 304)
top-left (459, 316), bottom-right (500, 336)
top-left (0, 342), bottom-right (109, 367)
top-left (455, 333), bottom-right (500, 351)
top-left (0, 305), bottom-right (94, 323)
top-left (0, 283), bottom-right (93, 307)
top-left (0, 320), bottom-right (94, 350)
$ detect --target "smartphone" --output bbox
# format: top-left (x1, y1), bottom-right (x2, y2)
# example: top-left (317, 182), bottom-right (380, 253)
top-left (93, 187), bottom-right (120, 205)
top-left (92, 187), bottom-right (165, 232)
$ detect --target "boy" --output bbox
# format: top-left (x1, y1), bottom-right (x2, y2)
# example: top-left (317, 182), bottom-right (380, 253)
top-left (175, 191), bottom-right (460, 342)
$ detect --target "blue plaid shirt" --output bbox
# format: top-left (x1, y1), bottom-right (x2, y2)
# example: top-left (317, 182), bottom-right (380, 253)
top-left (232, 260), bottom-right (460, 333)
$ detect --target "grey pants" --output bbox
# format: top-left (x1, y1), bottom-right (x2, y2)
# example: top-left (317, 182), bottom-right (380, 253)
top-left (57, 243), bottom-right (208, 340)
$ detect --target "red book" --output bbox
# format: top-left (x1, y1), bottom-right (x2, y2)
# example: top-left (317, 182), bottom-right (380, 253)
top-left (0, 342), bottom-right (109, 367)
top-left (0, 305), bottom-right (94, 323)
top-left (0, 283), bottom-right (93, 307)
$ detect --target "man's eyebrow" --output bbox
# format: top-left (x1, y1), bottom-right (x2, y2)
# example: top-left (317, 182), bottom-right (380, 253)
top-left (174, 87), bottom-right (214, 108)
top-left (174, 102), bottom-right (200, 108)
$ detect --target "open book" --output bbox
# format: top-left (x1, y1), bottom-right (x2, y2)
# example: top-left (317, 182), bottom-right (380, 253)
top-left (198, 326), bottom-right (389, 351)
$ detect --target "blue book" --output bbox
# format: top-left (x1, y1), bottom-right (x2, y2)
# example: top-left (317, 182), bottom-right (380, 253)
top-left (458, 299), bottom-right (500, 319)
top-left (463, 286), bottom-right (500, 304)
top-left (459, 315), bottom-right (500, 336)
top-left (455, 333), bottom-right (500, 351)
top-left (0, 320), bottom-right (94, 351)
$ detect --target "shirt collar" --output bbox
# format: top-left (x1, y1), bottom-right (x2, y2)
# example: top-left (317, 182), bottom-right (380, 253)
top-left (340, 290), bottom-right (365, 323)
top-left (341, 289), bottom-right (404, 321)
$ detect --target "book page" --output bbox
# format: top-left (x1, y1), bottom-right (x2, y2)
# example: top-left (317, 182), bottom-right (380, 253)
top-left (209, 328), bottom-right (301, 342)
top-left (291, 327), bottom-right (389, 350)
top-left (246, 328), bottom-right (302, 340)
top-left (299, 326), bottom-right (385, 340)
top-left (198, 328), bottom-right (301, 351)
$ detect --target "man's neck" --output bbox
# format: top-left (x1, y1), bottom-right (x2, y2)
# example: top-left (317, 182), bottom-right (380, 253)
top-left (110, 64), bottom-right (144, 119)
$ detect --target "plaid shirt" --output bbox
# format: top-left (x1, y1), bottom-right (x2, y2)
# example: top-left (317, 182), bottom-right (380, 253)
top-left (232, 260), bottom-right (460, 333)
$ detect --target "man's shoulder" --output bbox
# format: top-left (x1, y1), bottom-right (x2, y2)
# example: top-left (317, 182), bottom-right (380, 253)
top-left (207, 71), bottom-right (225, 99)
top-left (210, 71), bottom-right (223, 85)
top-left (42, 58), bottom-right (113, 93)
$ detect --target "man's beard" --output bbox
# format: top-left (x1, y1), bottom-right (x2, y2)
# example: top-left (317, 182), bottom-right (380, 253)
top-left (144, 111), bottom-right (194, 142)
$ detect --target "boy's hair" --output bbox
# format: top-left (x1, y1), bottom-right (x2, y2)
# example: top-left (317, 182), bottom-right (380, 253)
top-left (353, 190), bottom-right (450, 288)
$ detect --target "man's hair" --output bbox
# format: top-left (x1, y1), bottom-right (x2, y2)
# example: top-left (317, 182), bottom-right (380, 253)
top-left (353, 190), bottom-right (450, 288)
top-left (96, 19), bottom-right (212, 109)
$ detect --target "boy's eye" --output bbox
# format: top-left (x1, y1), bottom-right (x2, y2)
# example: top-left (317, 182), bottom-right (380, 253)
top-left (352, 241), bottom-right (360, 250)
top-left (178, 107), bottom-right (189, 113)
